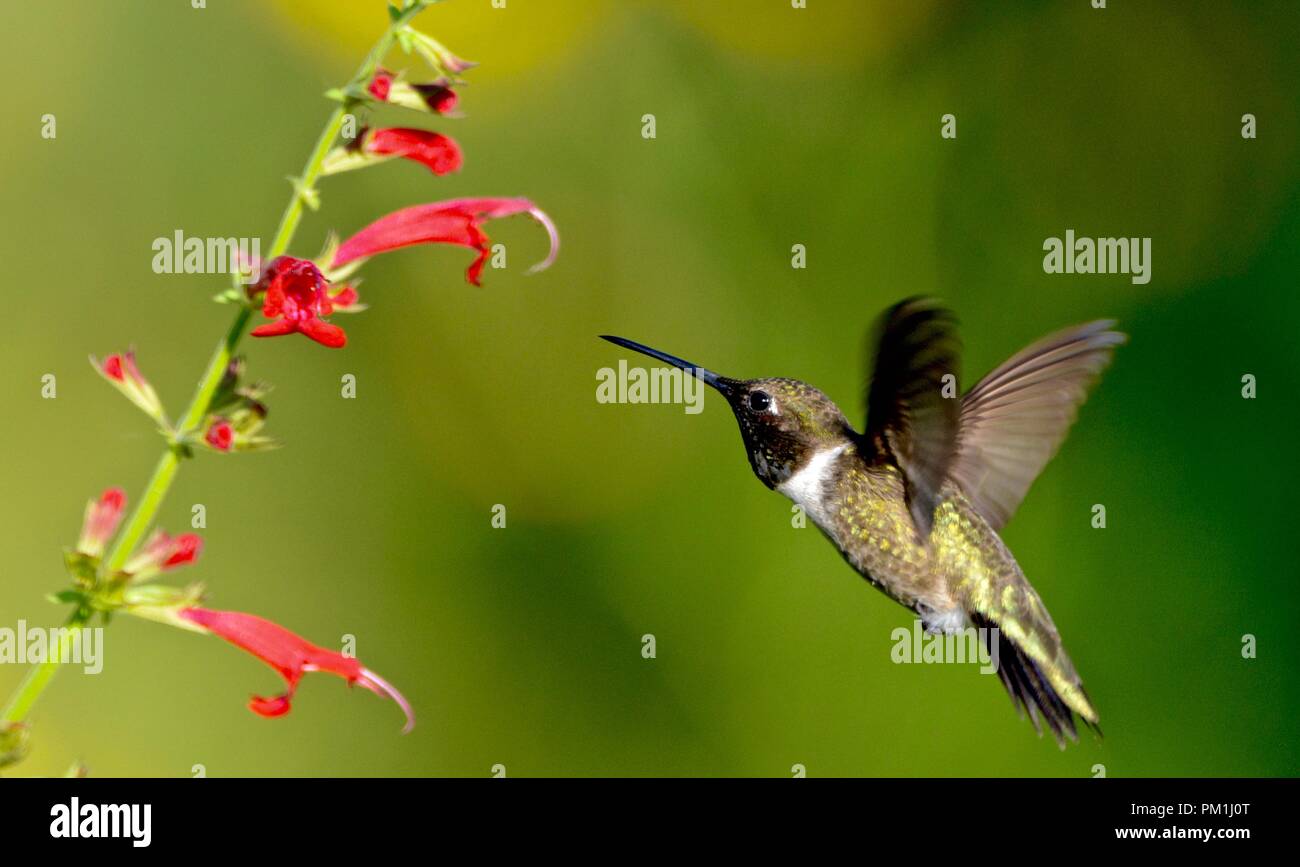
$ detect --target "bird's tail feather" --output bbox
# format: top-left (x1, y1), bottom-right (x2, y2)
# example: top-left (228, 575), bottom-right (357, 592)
top-left (972, 612), bottom-right (1101, 748)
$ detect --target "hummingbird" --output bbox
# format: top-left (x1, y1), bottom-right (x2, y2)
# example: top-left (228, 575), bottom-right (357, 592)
top-left (601, 298), bottom-right (1125, 746)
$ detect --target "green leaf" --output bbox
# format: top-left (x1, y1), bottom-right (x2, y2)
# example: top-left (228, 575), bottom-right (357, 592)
top-left (47, 589), bottom-right (87, 606)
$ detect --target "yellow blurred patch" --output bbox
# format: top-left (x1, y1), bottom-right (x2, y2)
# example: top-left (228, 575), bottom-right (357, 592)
top-left (667, 0), bottom-right (939, 65)
top-left (265, 0), bottom-right (936, 83)
top-left (265, 0), bottom-right (612, 84)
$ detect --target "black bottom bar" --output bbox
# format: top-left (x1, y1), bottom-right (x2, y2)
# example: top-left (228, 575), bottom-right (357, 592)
top-left (1, 777), bottom-right (1282, 851)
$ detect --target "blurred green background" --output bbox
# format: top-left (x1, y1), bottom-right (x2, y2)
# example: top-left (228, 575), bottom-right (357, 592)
top-left (2, 0), bottom-right (1297, 777)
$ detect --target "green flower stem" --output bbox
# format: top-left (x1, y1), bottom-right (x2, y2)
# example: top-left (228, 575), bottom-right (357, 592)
top-left (102, 309), bottom-right (252, 575)
top-left (0, 1), bottom-right (430, 739)
top-left (0, 611), bottom-right (86, 725)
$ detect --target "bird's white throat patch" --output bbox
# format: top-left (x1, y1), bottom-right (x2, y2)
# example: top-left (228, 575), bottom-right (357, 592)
top-left (776, 444), bottom-right (846, 527)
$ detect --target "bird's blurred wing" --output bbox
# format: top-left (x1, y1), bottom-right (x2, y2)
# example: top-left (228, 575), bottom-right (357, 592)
top-left (952, 320), bottom-right (1126, 529)
top-left (862, 297), bottom-right (961, 537)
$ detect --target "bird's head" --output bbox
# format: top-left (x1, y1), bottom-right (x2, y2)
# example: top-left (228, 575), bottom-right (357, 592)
top-left (600, 336), bottom-right (852, 488)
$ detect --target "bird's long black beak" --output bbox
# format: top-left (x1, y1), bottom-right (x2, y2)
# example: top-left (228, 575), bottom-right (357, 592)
top-left (600, 335), bottom-right (735, 395)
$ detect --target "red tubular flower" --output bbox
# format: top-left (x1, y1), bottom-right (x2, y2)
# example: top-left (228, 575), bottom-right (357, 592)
top-left (249, 257), bottom-right (348, 348)
top-left (177, 607), bottom-right (414, 733)
top-left (331, 197), bottom-right (559, 286)
top-left (366, 127), bottom-right (462, 176)
top-left (78, 488), bottom-right (127, 557)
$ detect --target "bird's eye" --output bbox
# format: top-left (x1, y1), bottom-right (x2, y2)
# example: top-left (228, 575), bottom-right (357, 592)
top-left (748, 391), bottom-right (771, 412)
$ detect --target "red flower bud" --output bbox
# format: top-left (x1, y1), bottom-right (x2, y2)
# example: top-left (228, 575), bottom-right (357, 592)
top-left (102, 489), bottom-right (126, 510)
top-left (92, 350), bottom-right (165, 421)
top-left (332, 197), bottom-right (559, 286)
top-left (77, 488), bottom-right (127, 557)
top-left (367, 69), bottom-right (459, 115)
top-left (124, 529), bottom-right (203, 580)
top-left (330, 285), bottom-right (360, 309)
top-left (205, 419), bottom-right (234, 452)
top-left (163, 534), bottom-right (202, 568)
top-left (368, 69), bottom-right (394, 101)
top-left (178, 607), bottom-right (414, 733)
top-left (414, 83), bottom-right (457, 114)
top-left (250, 256), bottom-right (347, 349)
